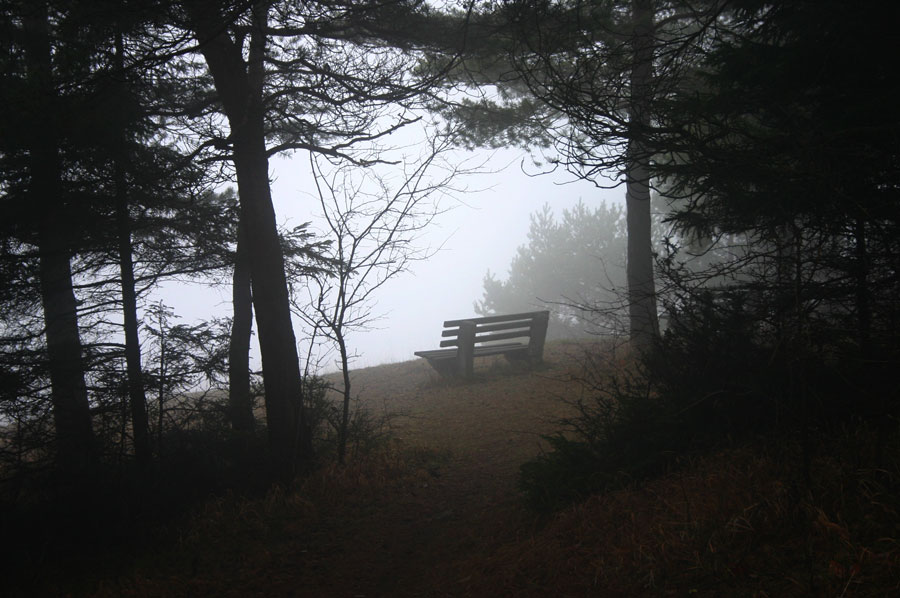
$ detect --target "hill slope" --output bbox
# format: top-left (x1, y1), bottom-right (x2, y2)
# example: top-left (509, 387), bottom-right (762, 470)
top-left (21, 340), bottom-right (899, 597)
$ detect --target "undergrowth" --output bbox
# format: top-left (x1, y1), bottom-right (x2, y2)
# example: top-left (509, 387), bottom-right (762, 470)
top-left (458, 433), bottom-right (900, 597)
top-left (512, 294), bottom-right (900, 594)
top-left (0, 374), bottom-right (394, 597)
top-left (519, 295), bottom-right (899, 513)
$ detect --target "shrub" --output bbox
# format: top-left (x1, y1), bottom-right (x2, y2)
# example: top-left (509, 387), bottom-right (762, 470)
top-left (520, 356), bottom-right (680, 512)
top-left (305, 375), bottom-right (395, 462)
top-left (520, 290), bottom-right (895, 512)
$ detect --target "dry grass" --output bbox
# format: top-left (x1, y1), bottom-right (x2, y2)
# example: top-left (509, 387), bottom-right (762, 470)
top-left (14, 339), bottom-right (900, 597)
top-left (326, 340), bottom-right (595, 469)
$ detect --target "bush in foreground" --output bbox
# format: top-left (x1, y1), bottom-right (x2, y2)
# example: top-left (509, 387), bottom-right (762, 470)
top-left (520, 292), bottom-right (899, 513)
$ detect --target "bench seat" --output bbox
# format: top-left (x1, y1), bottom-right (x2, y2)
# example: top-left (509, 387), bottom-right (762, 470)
top-left (414, 342), bottom-right (529, 361)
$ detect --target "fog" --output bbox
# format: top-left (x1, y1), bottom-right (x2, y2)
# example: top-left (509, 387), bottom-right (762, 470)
top-left (159, 145), bottom-right (620, 373)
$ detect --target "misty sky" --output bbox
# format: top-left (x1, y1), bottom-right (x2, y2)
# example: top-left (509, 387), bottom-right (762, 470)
top-left (160, 144), bottom-right (621, 373)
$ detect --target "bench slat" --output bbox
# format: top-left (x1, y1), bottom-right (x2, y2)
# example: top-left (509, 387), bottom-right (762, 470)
top-left (441, 319), bottom-right (535, 337)
top-left (473, 342), bottom-right (529, 357)
top-left (442, 310), bottom-right (549, 327)
top-left (413, 348), bottom-right (456, 359)
top-left (439, 329), bottom-right (536, 348)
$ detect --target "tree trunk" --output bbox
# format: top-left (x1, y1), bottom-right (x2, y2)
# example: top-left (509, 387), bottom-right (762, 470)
top-left (625, 0), bottom-right (659, 353)
top-left (232, 128), bottom-right (306, 474)
top-left (336, 331), bottom-right (352, 464)
top-left (154, 302), bottom-right (167, 450)
top-left (853, 217), bottom-right (872, 361)
top-left (229, 221), bottom-right (255, 431)
top-left (113, 32), bottom-right (152, 469)
top-left (37, 233), bottom-right (96, 470)
top-left (189, 2), bottom-right (307, 475)
top-left (115, 162), bottom-right (152, 469)
top-left (25, 3), bottom-right (95, 471)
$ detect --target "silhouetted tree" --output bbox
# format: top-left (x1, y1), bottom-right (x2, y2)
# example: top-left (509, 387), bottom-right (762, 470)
top-left (143, 301), bottom-right (232, 449)
top-left (299, 132), bottom-right (463, 462)
top-left (171, 0), bottom-right (456, 476)
top-left (1, 0), bottom-right (236, 474)
top-left (7, 2), bottom-right (97, 471)
top-left (646, 0), bottom-right (900, 461)
top-left (421, 0), bottom-right (687, 349)
top-left (648, 0), bottom-right (900, 345)
top-left (623, 0), bottom-right (659, 351)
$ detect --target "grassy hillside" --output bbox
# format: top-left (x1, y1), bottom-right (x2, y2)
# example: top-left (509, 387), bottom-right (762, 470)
top-left (8, 340), bottom-right (900, 597)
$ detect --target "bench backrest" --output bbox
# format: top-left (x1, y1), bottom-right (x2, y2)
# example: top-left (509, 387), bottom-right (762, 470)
top-left (438, 310), bottom-right (549, 350)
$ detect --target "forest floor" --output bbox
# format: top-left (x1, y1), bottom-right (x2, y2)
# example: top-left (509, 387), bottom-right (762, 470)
top-left (12, 339), bottom-right (900, 597)
top-left (47, 340), bottom-right (596, 597)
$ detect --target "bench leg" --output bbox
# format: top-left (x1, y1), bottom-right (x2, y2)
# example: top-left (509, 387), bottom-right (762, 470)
top-left (528, 311), bottom-right (550, 363)
top-left (457, 321), bottom-right (476, 377)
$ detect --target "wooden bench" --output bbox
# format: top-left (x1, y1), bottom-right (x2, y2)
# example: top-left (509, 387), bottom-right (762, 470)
top-left (414, 310), bottom-right (550, 377)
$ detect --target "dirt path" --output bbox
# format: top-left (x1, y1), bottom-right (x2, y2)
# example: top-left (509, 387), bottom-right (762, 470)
top-left (293, 452), bottom-right (523, 597)
top-left (296, 348), bottom-right (586, 597)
